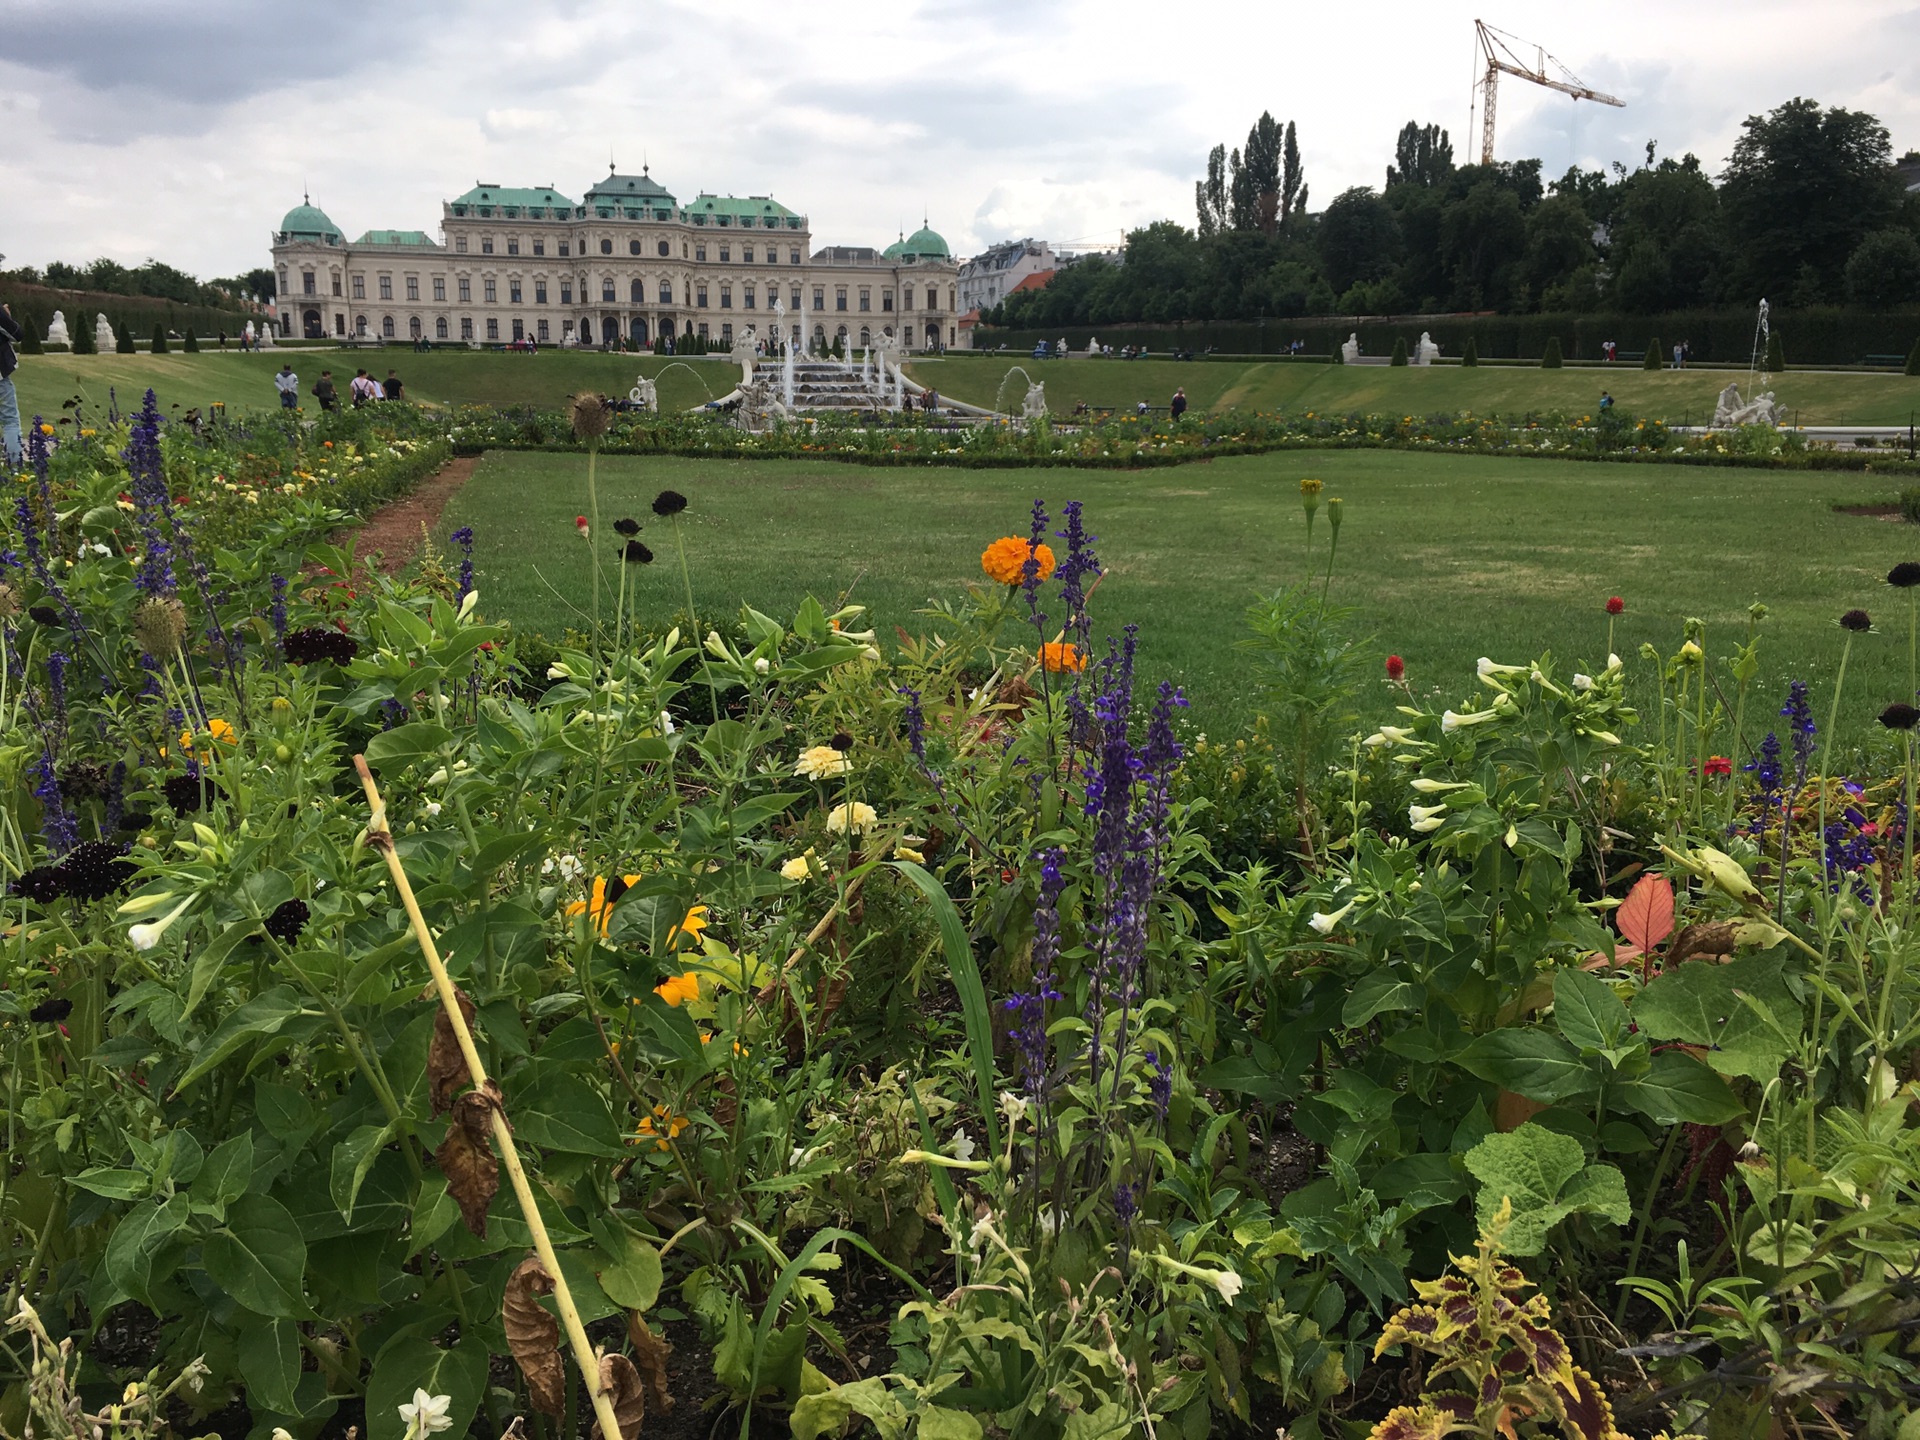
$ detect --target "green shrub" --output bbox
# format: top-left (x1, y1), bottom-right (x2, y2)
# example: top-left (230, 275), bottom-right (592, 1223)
top-left (1767, 330), bottom-right (1786, 372)
top-left (150, 323), bottom-right (168, 354)
top-left (1644, 336), bottom-right (1663, 370)
top-left (71, 313), bottom-right (95, 355)
top-left (1389, 336), bottom-right (1409, 366)
top-left (1901, 487), bottom-right (1920, 523)
top-left (115, 322), bottom-right (136, 354)
top-left (182, 329), bottom-right (199, 352)
top-left (1461, 336), bottom-right (1479, 367)
top-left (19, 316), bottom-right (42, 355)
top-left (1542, 335), bottom-right (1563, 368)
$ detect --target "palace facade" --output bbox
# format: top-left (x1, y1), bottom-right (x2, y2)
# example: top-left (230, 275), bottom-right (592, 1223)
top-left (269, 167), bottom-right (962, 351)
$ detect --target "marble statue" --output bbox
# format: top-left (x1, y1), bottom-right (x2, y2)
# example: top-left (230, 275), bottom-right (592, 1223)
top-left (1414, 332), bottom-right (1439, 365)
top-left (1022, 381), bottom-right (1047, 420)
top-left (45, 311), bottom-right (69, 347)
top-left (1087, 337), bottom-right (1100, 358)
top-left (730, 328), bottom-right (758, 365)
top-left (257, 320), bottom-right (274, 348)
top-left (628, 375), bottom-right (659, 413)
top-left (1340, 333), bottom-right (1360, 364)
top-left (1712, 382), bottom-right (1781, 428)
top-left (243, 321), bottom-right (255, 345)
top-left (94, 314), bottom-right (116, 352)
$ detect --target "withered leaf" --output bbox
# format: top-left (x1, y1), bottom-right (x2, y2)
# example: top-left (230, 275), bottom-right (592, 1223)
top-left (436, 1087), bottom-right (499, 1237)
top-left (1667, 921), bottom-right (1738, 968)
top-left (599, 1352), bottom-right (647, 1440)
top-left (626, 1312), bottom-right (674, 1417)
top-left (428, 985), bottom-right (479, 1117)
top-left (499, 1420), bottom-right (528, 1440)
top-left (503, 1255), bottom-right (565, 1418)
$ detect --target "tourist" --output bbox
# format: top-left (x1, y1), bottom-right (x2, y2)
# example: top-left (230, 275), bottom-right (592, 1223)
top-left (924, 387), bottom-right (939, 413)
top-left (1603, 339), bottom-right (1617, 362)
top-left (1170, 388), bottom-right (1188, 420)
top-left (350, 369), bottom-right (378, 407)
top-left (1599, 391), bottom-right (1614, 413)
top-left (1136, 400), bottom-right (1149, 417)
top-left (1672, 342), bottom-right (1684, 370)
top-left (313, 370), bottom-right (338, 412)
top-left (274, 363), bottom-right (299, 410)
top-left (0, 302), bottom-right (23, 468)
top-left (384, 370), bottom-right (405, 402)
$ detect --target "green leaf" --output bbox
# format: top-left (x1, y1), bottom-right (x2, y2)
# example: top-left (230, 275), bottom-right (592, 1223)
top-left (104, 1195), bottom-right (191, 1308)
top-left (180, 917), bottom-right (263, 1022)
top-left (362, 722), bottom-right (456, 770)
top-left (1341, 969), bottom-right (1422, 1027)
top-left (406, 1176), bottom-right (459, 1260)
top-left (1456, 1027), bottom-right (1597, 1103)
top-left (329, 1124), bottom-right (393, 1223)
top-left (919, 1406), bottom-right (985, 1440)
top-left (201, 1193), bottom-right (308, 1318)
top-left (1632, 955), bottom-right (1798, 1082)
top-left (1552, 967), bottom-right (1628, 1053)
top-left (194, 1134), bottom-right (255, 1209)
top-left (1195, 1054), bottom-right (1297, 1103)
top-left (509, 1070), bottom-right (626, 1156)
top-left (236, 1318), bottom-right (301, 1416)
top-left (893, 861), bottom-right (1000, 1156)
top-left (68, 1168), bottom-right (150, 1200)
top-left (1463, 1124), bottom-right (1629, 1256)
top-left (1614, 1050), bottom-right (1744, 1125)
top-left (174, 986), bottom-right (306, 1092)
top-left (365, 1336), bottom-right (487, 1440)
top-left (595, 1225), bottom-right (663, 1312)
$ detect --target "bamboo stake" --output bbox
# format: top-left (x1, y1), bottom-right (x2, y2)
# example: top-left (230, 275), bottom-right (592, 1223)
top-left (354, 756), bottom-right (624, 1440)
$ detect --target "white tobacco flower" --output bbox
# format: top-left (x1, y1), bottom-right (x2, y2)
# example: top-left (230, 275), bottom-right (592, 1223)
top-left (128, 896), bottom-right (195, 951)
top-left (399, 1388), bottom-right (453, 1438)
top-left (1363, 725), bottom-right (1418, 748)
top-left (1408, 778), bottom-right (1470, 794)
top-left (1441, 708), bottom-right (1499, 734)
top-left (546, 662), bottom-right (574, 681)
top-left (1477, 657), bottom-right (1526, 679)
top-left (1409, 804), bottom-right (1447, 833)
top-left (423, 801), bottom-right (442, 818)
top-left (949, 1127), bottom-right (977, 1163)
top-left (753, 656), bottom-right (771, 674)
top-left (659, 711), bottom-right (676, 735)
top-left (457, 589), bottom-right (479, 621)
top-left (1153, 1254), bottom-right (1245, 1305)
top-left (1571, 673), bottom-right (1594, 691)
top-left (1308, 900), bottom-right (1355, 935)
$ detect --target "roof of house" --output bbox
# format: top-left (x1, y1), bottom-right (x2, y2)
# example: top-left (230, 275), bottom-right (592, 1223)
top-left (355, 230), bottom-right (436, 247)
top-left (584, 169), bottom-right (676, 205)
top-left (279, 202), bottom-right (342, 240)
top-left (1007, 269), bottom-right (1056, 295)
top-left (687, 193), bottom-right (800, 227)
top-left (447, 184), bottom-right (576, 214)
top-left (885, 223), bottom-right (951, 260)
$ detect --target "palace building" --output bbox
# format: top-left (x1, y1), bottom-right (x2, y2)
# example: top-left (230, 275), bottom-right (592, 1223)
top-left (269, 166), bottom-right (962, 351)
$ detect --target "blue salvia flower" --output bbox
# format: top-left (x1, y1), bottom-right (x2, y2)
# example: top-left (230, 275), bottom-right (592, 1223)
top-left (1054, 500), bottom-right (1101, 655)
top-left (27, 417), bottom-right (55, 559)
top-left (450, 526), bottom-right (475, 601)
top-left (898, 686), bottom-right (926, 764)
top-left (1021, 500), bottom-right (1049, 634)
top-left (269, 574), bottom-right (289, 646)
top-left (103, 761), bottom-right (127, 834)
top-left (108, 387), bottom-right (120, 426)
top-left (1004, 847), bottom-right (1067, 1109)
top-left (1113, 1179), bottom-right (1140, 1228)
top-left (124, 391), bottom-right (176, 600)
top-left (46, 652), bottom-right (70, 749)
top-left (14, 493), bottom-right (41, 567)
top-left (1744, 731), bottom-right (1783, 839)
top-left (1782, 680), bottom-right (1815, 778)
top-left (31, 753), bottom-right (78, 858)
top-left (1146, 1050), bottom-right (1173, 1122)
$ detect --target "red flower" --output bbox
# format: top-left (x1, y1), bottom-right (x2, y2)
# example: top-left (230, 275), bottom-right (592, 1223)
top-left (1385, 654), bottom-right (1405, 682)
top-left (1605, 596), bottom-right (1625, 615)
top-left (1703, 755), bottom-right (1732, 778)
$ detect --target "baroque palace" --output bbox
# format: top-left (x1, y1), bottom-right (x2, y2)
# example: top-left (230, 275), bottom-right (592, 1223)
top-left (269, 165), bottom-right (961, 351)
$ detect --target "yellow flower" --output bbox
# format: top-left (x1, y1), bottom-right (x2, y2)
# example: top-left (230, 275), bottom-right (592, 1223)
top-left (981, 536), bottom-right (1056, 587)
top-left (38, 424), bottom-right (54, 437)
top-left (654, 970), bottom-right (701, 1007)
top-left (178, 717), bottom-right (238, 753)
top-left (1299, 477), bottom-right (1324, 497)
top-left (825, 801), bottom-right (878, 836)
top-left (794, 744), bottom-right (849, 780)
top-left (780, 852), bottom-right (816, 881)
top-left (895, 846), bottom-right (925, 864)
top-left (565, 873), bottom-right (644, 935)
top-left (667, 904), bottom-right (708, 948)
top-left (1039, 641), bottom-right (1085, 673)
top-left (634, 1104), bottom-right (688, 1151)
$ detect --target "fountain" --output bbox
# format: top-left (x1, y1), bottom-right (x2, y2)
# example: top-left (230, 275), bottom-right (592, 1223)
top-left (45, 311), bottom-right (69, 347)
top-left (773, 298), bottom-right (795, 409)
top-left (991, 365), bottom-right (1041, 420)
top-left (1022, 381), bottom-right (1047, 420)
top-left (628, 375), bottom-right (659, 412)
top-left (1710, 300), bottom-right (1782, 428)
top-left (651, 361), bottom-right (718, 406)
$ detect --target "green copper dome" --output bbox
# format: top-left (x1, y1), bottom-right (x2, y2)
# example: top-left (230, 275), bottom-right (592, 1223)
top-left (885, 224), bottom-right (950, 260)
top-left (279, 201), bottom-right (341, 241)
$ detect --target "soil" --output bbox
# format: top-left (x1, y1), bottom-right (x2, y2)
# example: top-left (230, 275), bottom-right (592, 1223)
top-left (333, 455), bottom-right (481, 573)
top-left (1836, 502), bottom-right (1906, 522)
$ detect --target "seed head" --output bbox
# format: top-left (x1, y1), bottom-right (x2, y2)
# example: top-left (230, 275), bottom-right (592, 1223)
top-left (132, 597), bottom-right (188, 657)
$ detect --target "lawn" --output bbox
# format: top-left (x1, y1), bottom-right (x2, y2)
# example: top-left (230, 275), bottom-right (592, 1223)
top-left (437, 446), bottom-right (1916, 751)
top-left (908, 354), bottom-right (1920, 426)
top-left (11, 349), bottom-right (741, 421)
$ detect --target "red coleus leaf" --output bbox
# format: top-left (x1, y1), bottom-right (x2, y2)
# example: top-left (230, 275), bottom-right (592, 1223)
top-left (1616, 873), bottom-right (1674, 953)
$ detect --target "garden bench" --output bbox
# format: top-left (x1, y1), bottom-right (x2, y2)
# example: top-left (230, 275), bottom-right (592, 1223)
top-left (1862, 354), bottom-right (1906, 367)
top-left (1614, 351), bottom-right (1645, 364)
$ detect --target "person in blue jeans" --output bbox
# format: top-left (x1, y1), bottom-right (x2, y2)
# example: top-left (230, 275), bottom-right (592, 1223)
top-left (0, 303), bottom-right (24, 469)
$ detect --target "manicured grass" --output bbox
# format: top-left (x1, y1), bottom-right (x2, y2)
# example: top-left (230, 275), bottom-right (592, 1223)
top-left (11, 350), bottom-right (741, 421)
top-left (908, 354), bottom-right (1920, 426)
top-left (438, 446), bottom-right (1917, 749)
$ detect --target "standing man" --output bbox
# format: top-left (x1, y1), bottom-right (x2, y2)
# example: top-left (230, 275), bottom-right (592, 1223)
top-left (383, 369), bottom-right (405, 402)
top-left (0, 302), bottom-right (23, 468)
top-left (1170, 387), bottom-right (1188, 421)
top-left (350, 368), bottom-right (377, 407)
top-left (313, 369), bottom-right (338, 412)
top-left (274, 362), bottom-right (299, 410)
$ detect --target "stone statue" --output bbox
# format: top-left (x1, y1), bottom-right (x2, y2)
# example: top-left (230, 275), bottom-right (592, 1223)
top-left (629, 375), bottom-right (659, 413)
top-left (1340, 333), bottom-right (1360, 364)
top-left (95, 314), bottom-right (116, 352)
top-left (1022, 381), bottom-right (1047, 420)
top-left (243, 321), bottom-right (255, 345)
top-left (257, 319), bottom-right (274, 348)
top-left (1712, 382), bottom-right (1781, 428)
top-left (730, 328), bottom-right (758, 365)
top-left (45, 311), bottom-right (69, 347)
top-left (1414, 332), bottom-right (1439, 365)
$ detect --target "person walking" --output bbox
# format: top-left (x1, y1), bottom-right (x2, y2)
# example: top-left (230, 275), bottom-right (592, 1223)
top-left (0, 302), bottom-right (24, 468)
top-left (274, 362), bottom-right (299, 410)
top-left (349, 368), bottom-right (377, 407)
top-left (1170, 387), bottom-right (1188, 421)
top-left (383, 369), bottom-right (405, 402)
top-left (1671, 342), bottom-right (1684, 370)
top-left (313, 370), bottom-right (338, 412)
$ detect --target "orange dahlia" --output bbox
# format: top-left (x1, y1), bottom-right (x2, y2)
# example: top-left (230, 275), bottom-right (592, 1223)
top-left (1040, 641), bottom-right (1086, 673)
top-left (981, 536), bottom-right (1056, 587)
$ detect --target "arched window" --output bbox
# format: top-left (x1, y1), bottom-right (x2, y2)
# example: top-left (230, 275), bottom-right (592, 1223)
top-left (631, 278), bottom-right (644, 303)
top-left (859, 326), bottom-right (870, 347)
top-left (408, 316), bottom-right (422, 338)
top-left (602, 277), bottom-right (616, 302)
top-left (435, 317), bottom-right (449, 339)
top-left (600, 238), bottom-right (613, 254)
top-left (658, 280), bottom-right (671, 304)
top-left (460, 317), bottom-right (473, 340)
top-left (356, 315), bottom-right (368, 336)
top-left (381, 315), bottom-right (395, 338)
top-left (658, 240), bottom-right (670, 257)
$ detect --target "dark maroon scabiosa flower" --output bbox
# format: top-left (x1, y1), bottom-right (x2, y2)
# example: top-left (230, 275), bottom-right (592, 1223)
top-left (28, 604), bottom-right (61, 626)
top-left (830, 731), bottom-right (854, 752)
top-left (1840, 609), bottom-right (1874, 632)
top-left (613, 517), bottom-right (641, 536)
top-left (651, 489), bottom-right (688, 517)
top-left (282, 626), bottom-right (360, 666)
top-left (162, 773), bottom-right (218, 813)
top-left (60, 760), bottom-right (110, 799)
top-left (57, 841), bottom-right (135, 901)
top-left (620, 540), bottom-right (653, 564)
top-left (1880, 702), bottom-right (1920, 730)
top-left (29, 997), bottom-right (73, 1024)
top-left (117, 808), bottom-right (152, 833)
top-left (1889, 563), bottom-right (1920, 588)
top-left (12, 865), bottom-right (68, 903)
top-left (264, 898), bottom-right (311, 943)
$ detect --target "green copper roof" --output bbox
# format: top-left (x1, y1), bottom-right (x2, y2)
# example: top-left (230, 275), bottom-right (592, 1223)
top-left (279, 202), bottom-right (342, 240)
top-left (355, 229), bottom-right (435, 246)
top-left (585, 171), bottom-right (676, 205)
top-left (897, 224), bottom-right (950, 259)
top-left (687, 193), bottom-right (801, 228)
top-left (448, 184), bottom-right (575, 216)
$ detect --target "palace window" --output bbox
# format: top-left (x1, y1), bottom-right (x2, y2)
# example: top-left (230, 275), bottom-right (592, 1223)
top-left (460, 317), bottom-right (473, 339)
top-left (859, 326), bottom-right (870, 346)
top-left (509, 280), bottom-right (522, 303)
top-left (658, 281), bottom-right (671, 303)
top-left (790, 249), bottom-right (801, 265)
top-left (458, 278), bottom-right (471, 301)
top-left (482, 238), bottom-right (494, 254)
top-left (535, 281), bottom-right (547, 304)
top-left (302, 271), bottom-right (315, 295)
top-left (858, 287), bottom-right (870, 312)
top-left (658, 240), bottom-right (670, 258)
top-left (355, 314), bottom-right (368, 335)
top-left (562, 319), bottom-right (574, 337)
top-left (559, 241), bottom-right (570, 257)
top-left (697, 284), bottom-right (709, 307)
top-left (433, 277), bottom-right (446, 301)
top-left (484, 279), bottom-right (497, 302)
top-left (903, 286), bottom-right (913, 308)
top-left (720, 285), bottom-right (732, 308)
top-left (406, 276), bottom-right (419, 300)
top-left (352, 275), bottom-right (365, 299)
top-left (533, 240), bottom-right (545, 256)
top-left (630, 240), bottom-right (641, 255)
top-left (487, 318), bottom-right (499, 339)
top-left (335, 314), bottom-right (346, 335)
top-left (560, 281), bottom-right (572, 304)
top-left (378, 275), bottom-right (393, 299)
top-left (697, 322), bottom-right (709, 338)
top-left (791, 288), bottom-right (801, 311)
top-left (812, 287), bottom-right (824, 309)
top-left (882, 292), bottom-right (893, 311)
top-left (744, 284), bottom-right (755, 309)
top-left (695, 245), bottom-right (707, 262)
top-left (382, 315), bottom-right (395, 338)
top-left (600, 238), bottom-right (612, 254)
top-left (435, 317), bottom-right (448, 339)
top-left (455, 236), bottom-right (468, 253)
top-left (743, 245), bottom-right (754, 263)
top-left (631, 278), bottom-right (644, 303)
top-left (602, 278), bottom-right (616, 302)
top-left (507, 238), bottom-right (519, 256)
top-left (537, 319), bottom-right (550, 340)
top-left (512, 319), bottom-right (524, 339)
top-left (721, 322), bottom-right (732, 341)
top-left (719, 245), bottom-right (730, 262)
top-left (835, 286), bottom-right (847, 311)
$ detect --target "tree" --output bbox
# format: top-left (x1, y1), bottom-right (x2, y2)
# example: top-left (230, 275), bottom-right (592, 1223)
top-left (1906, 336), bottom-right (1920, 376)
top-left (1845, 229), bottom-right (1920, 306)
top-left (1390, 336), bottom-right (1409, 365)
top-left (71, 313), bottom-right (95, 354)
top-left (151, 323), bottom-right (169, 354)
top-left (1196, 144), bottom-right (1228, 237)
top-left (1541, 335), bottom-right (1563, 367)
top-left (1766, 330), bottom-right (1785, 372)
top-left (1644, 336), bottom-right (1663, 370)
top-left (1386, 122), bottom-right (1455, 188)
top-left (19, 316), bottom-right (42, 355)
top-left (1279, 121), bottom-right (1307, 232)
top-left (1317, 188), bottom-right (1400, 295)
top-left (1229, 112), bottom-right (1283, 233)
top-left (115, 321), bottom-right (135, 354)
top-left (1439, 180), bottom-right (1526, 308)
top-left (1721, 97), bottom-right (1901, 299)
top-left (182, 328), bottom-right (199, 352)
top-left (1519, 195), bottom-right (1596, 308)
top-left (1461, 336), bottom-right (1479, 367)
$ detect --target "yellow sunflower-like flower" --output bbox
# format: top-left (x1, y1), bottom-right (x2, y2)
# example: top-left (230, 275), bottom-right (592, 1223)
top-left (668, 904), bottom-right (708, 948)
top-left (981, 536), bottom-right (1057, 587)
top-left (654, 970), bottom-right (701, 1007)
top-left (1039, 641), bottom-right (1086, 674)
top-left (178, 717), bottom-right (238, 753)
top-left (566, 874), bottom-right (644, 935)
top-left (634, 1104), bottom-right (688, 1151)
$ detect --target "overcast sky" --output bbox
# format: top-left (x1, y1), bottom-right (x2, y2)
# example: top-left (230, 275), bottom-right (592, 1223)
top-left (3, 0), bottom-right (1917, 280)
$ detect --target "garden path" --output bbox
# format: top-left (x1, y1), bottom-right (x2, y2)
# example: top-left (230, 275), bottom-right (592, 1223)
top-left (334, 455), bottom-right (479, 572)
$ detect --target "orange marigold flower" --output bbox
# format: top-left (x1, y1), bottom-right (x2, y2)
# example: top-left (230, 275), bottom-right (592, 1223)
top-left (981, 536), bottom-right (1057, 587)
top-left (654, 970), bottom-right (701, 1007)
top-left (1040, 641), bottom-right (1086, 673)
top-left (566, 873), bottom-right (644, 935)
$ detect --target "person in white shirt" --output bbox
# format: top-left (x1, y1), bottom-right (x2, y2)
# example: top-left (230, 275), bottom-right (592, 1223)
top-left (350, 369), bottom-right (378, 406)
top-left (274, 364), bottom-right (299, 409)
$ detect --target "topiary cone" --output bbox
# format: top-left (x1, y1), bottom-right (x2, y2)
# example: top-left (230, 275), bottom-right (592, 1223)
top-left (1644, 337), bottom-right (1663, 371)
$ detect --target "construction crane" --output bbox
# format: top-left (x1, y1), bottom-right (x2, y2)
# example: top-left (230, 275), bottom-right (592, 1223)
top-left (1471, 19), bottom-right (1624, 165)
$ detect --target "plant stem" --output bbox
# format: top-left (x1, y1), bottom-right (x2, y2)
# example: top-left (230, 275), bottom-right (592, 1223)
top-left (671, 515), bottom-right (719, 721)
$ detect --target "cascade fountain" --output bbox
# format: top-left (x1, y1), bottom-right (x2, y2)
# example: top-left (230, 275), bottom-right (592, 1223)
top-left (1711, 299), bottom-right (1782, 427)
top-left (773, 298), bottom-right (795, 409)
top-left (650, 361), bottom-right (718, 406)
top-left (991, 365), bottom-right (1041, 420)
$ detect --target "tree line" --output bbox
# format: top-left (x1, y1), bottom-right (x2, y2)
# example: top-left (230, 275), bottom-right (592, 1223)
top-left (4, 256), bottom-right (276, 307)
top-left (986, 99), bottom-right (1920, 331)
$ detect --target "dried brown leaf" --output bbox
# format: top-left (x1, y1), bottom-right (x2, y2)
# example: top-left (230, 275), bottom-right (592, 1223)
top-left (503, 1255), bottom-right (565, 1418)
top-left (599, 1352), bottom-right (647, 1440)
top-left (499, 1420), bottom-right (528, 1440)
top-left (1668, 921), bottom-right (1738, 968)
top-left (626, 1312), bottom-right (674, 1416)
top-left (436, 1087), bottom-right (499, 1238)
top-left (429, 986), bottom-right (479, 1117)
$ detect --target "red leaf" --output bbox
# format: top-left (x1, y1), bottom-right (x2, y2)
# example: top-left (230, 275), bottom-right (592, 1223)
top-left (1616, 874), bottom-right (1675, 953)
